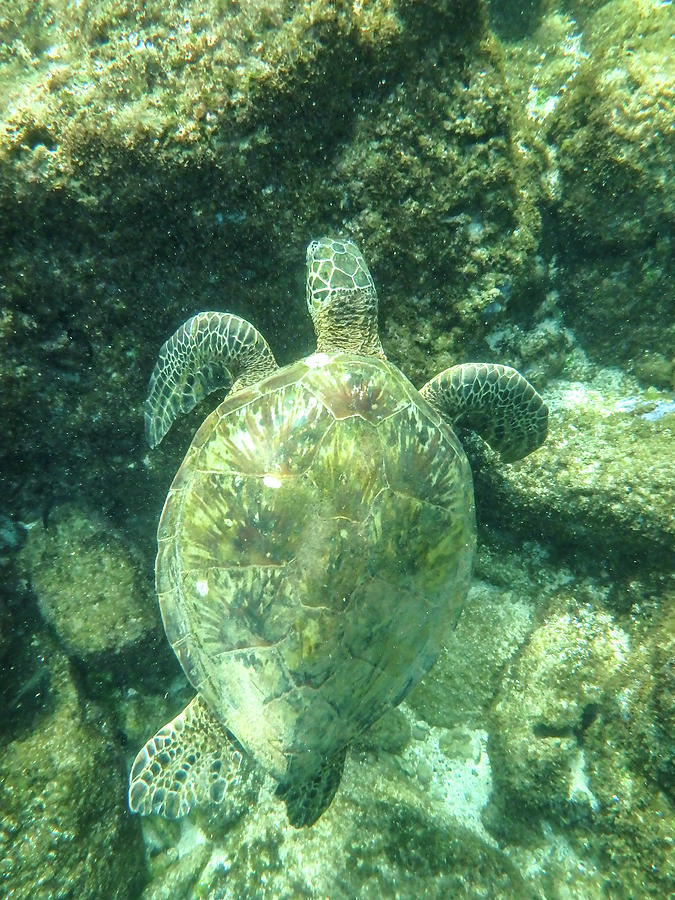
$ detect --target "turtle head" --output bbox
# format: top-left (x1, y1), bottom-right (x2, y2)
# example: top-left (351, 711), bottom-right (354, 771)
top-left (305, 237), bottom-right (385, 359)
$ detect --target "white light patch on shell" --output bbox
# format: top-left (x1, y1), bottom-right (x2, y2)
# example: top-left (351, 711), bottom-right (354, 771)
top-left (195, 579), bottom-right (209, 597)
top-left (263, 473), bottom-right (282, 489)
top-left (305, 352), bottom-right (330, 368)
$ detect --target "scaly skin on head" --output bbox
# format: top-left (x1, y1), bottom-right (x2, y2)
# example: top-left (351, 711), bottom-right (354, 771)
top-left (306, 237), bottom-right (386, 359)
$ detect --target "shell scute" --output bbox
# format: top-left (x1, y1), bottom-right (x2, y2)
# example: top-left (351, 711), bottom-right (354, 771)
top-left (303, 355), bottom-right (411, 423)
top-left (305, 417), bottom-right (385, 522)
top-left (177, 471), bottom-right (315, 571)
top-left (378, 403), bottom-right (471, 511)
top-left (196, 381), bottom-right (332, 478)
top-left (181, 566), bottom-right (294, 653)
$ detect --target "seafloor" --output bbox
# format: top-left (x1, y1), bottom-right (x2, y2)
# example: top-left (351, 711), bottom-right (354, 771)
top-left (0, 1), bottom-right (673, 898)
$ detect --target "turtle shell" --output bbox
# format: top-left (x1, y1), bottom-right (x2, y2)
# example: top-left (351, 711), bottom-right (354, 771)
top-left (156, 352), bottom-right (476, 780)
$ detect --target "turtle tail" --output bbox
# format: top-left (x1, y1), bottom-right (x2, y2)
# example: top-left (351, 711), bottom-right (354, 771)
top-left (276, 747), bottom-right (347, 828)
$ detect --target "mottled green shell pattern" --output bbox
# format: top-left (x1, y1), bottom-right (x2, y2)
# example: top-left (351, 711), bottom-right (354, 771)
top-left (156, 351), bottom-right (476, 782)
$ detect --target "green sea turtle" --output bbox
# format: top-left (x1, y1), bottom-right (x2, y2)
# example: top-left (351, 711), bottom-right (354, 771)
top-left (129, 236), bottom-right (547, 827)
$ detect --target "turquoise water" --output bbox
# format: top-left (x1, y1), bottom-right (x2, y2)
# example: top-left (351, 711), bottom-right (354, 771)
top-left (0, 1), bottom-right (672, 897)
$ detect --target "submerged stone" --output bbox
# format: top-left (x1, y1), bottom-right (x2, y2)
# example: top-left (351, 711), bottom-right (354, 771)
top-left (18, 504), bottom-right (160, 661)
top-left (0, 643), bottom-right (147, 898)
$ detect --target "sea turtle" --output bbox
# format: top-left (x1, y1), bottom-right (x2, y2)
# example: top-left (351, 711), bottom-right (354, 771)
top-left (129, 236), bottom-right (547, 828)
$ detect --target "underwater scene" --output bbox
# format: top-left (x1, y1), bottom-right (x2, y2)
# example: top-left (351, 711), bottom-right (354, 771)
top-left (0, 0), bottom-right (673, 897)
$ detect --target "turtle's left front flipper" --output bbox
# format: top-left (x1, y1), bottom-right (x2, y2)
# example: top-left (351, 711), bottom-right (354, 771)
top-left (129, 695), bottom-right (257, 820)
top-left (420, 363), bottom-right (547, 462)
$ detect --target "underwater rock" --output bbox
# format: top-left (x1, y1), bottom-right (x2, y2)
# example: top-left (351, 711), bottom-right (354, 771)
top-left (487, 597), bottom-right (628, 824)
top-left (491, 0), bottom-right (673, 374)
top-left (472, 374), bottom-right (675, 575)
top-left (607, 598), bottom-right (675, 802)
top-left (353, 706), bottom-right (412, 757)
top-left (137, 705), bottom-right (536, 900)
top-left (18, 504), bottom-right (160, 664)
top-left (548, 0), bottom-right (673, 372)
top-left (140, 840), bottom-right (211, 900)
top-left (485, 590), bottom-right (675, 897)
top-left (0, 513), bottom-right (27, 553)
top-left (0, 572), bottom-right (49, 739)
top-left (551, 0), bottom-right (673, 250)
top-left (408, 579), bottom-right (534, 729)
top-left (0, 642), bottom-right (147, 899)
top-left (557, 254), bottom-right (674, 383)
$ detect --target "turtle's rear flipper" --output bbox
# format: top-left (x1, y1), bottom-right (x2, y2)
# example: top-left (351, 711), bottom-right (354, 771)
top-left (129, 695), bottom-right (255, 819)
top-left (420, 363), bottom-right (548, 462)
top-left (276, 747), bottom-right (347, 828)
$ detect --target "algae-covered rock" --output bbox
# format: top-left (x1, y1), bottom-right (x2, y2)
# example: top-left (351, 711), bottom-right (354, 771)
top-left (137, 705), bottom-right (535, 900)
top-left (603, 598), bottom-right (675, 802)
top-left (330, 31), bottom-right (544, 387)
top-left (0, 0), bottom-right (401, 195)
top-left (550, 0), bottom-right (673, 251)
top-left (0, 643), bottom-right (147, 898)
top-left (491, 0), bottom-right (673, 375)
top-left (471, 373), bottom-right (675, 575)
top-left (485, 590), bottom-right (675, 898)
top-left (487, 596), bottom-right (629, 823)
top-left (18, 504), bottom-right (160, 661)
top-left (507, 0), bottom-right (673, 373)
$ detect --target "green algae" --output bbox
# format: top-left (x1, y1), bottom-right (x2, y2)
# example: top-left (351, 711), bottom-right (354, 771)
top-left (0, 0), bottom-right (465, 194)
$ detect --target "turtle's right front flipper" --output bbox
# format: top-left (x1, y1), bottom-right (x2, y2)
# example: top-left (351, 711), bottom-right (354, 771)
top-left (420, 363), bottom-right (547, 462)
top-left (145, 312), bottom-right (278, 447)
top-left (129, 695), bottom-right (258, 820)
